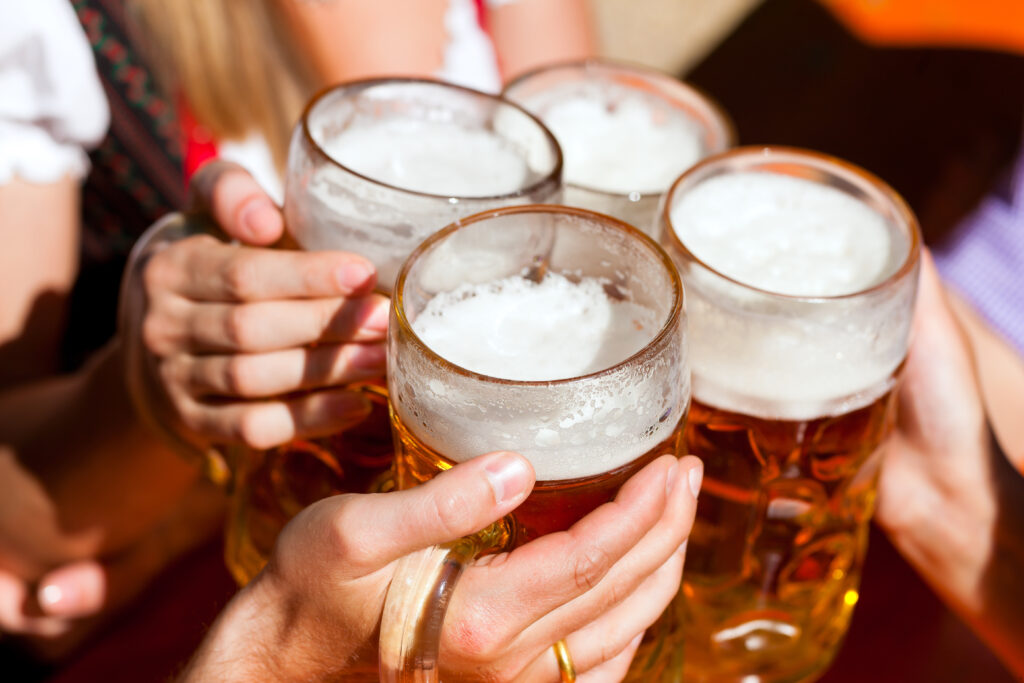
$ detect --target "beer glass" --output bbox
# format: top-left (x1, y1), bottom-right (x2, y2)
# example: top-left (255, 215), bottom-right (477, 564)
top-left (379, 205), bottom-right (689, 681)
top-left (660, 147), bottom-right (921, 682)
top-left (225, 79), bottom-right (563, 585)
top-left (504, 60), bottom-right (733, 237)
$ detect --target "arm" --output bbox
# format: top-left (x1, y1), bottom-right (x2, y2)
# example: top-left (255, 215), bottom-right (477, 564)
top-left (272, 0), bottom-right (449, 86)
top-left (0, 178), bottom-right (198, 570)
top-left (0, 178), bottom-right (79, 385)
top-left (875, 252), bottom-right (1024, 676)
top-left (485, 0), bottom-right (597, 82)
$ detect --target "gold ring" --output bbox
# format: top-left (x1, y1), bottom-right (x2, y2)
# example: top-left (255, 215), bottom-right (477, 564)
top-left (552, 639), bottom-right (576, 683)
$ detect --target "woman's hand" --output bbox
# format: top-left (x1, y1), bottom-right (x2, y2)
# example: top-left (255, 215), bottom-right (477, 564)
top-left (180, 451), bottom-right (703, 682)
top-left (874, 250), bottom-right (1024, 675)
top-left (137, 162), bottom-right (390, 450)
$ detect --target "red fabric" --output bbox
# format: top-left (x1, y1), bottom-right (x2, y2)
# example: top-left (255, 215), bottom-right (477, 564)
top-left (473, 0), bottom-right (487, 30)
top-left (177, 98), bottom-right (218, 187)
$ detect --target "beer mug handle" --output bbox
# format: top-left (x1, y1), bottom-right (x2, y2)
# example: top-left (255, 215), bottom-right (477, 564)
top-left (379, 523), bottom-right (507, 682)
top-left (119, 211), bottom-right (235, 486)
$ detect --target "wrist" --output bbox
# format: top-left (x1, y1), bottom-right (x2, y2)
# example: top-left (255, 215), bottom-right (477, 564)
top-left (179, 576), bottom-right (286, 682)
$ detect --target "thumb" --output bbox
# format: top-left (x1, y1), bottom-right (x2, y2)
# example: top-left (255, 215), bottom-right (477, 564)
top-left (189, 159), bottom-right (285, 246)
top-left (313, 451), bottom-right (535, 574)
top-left (899, 249), bottom-right (985, 447)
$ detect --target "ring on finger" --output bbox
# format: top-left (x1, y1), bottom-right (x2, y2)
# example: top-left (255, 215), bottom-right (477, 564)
top-left (553, 639), bottom-right (577, 683)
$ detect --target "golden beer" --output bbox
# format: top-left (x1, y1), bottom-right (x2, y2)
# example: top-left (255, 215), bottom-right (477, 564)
top-left (660, 147), bottom-right (922, 682)
top-left (681, 389), bottom-right (897, 681)
top-left (392, 409), bottom-right (686, 546)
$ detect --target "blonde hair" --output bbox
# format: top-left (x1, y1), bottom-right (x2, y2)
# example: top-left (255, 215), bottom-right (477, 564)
top-left (129, 0), bottom-right (316, 170)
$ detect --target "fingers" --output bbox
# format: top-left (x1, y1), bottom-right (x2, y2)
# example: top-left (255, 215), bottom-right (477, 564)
top-left (145, 234), bottom-right (378, 303)
top-left (519, 543), bottom-right (685, 681)
top-left (442, 454), bottom-right (700, 672)
top-left (511, 455), bottom-right (698, 663)
top-left (577, 633), bottom-right (645, 683)
top-left (189, 160), bottom-right (284, 245)
top-left (174, 295), bottom-right (389, 354)
top-left (176, 387), bottom-right (374, 449)
top-left (288, 452), bottom-right (536, 578)
top-left (169, 343), bottom-right (386, 398)
top-left (456, 455), bottom-right (683, 631)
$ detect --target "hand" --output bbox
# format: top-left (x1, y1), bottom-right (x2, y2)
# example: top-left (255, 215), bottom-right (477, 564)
top-left (874, 250), bottom-right (993, 561)
top-left (181, 451), bottom-right (703, 682)
top-left (874, 250), bottom-right (1024, 674)
top-left (0, 478), bottom-right (224, 660)
top-left (137, 161), bottom-right (390, 450)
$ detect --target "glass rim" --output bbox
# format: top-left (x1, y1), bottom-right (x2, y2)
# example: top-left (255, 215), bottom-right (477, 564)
top-left (503, 57), bottom-right (737, 200)
top-left (392, 204), bottom-right (685, 387)
top-left (660, 145), bottom-right (923, 303)
top-left (298, 76), bottom-right (564, 202)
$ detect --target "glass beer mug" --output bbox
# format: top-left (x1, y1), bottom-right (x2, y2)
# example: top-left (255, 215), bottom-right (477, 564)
top-left (504, 59), bottom-right (734, 237)
top-left (226, 79), bottom-right (563, 585)
top-left (377, 205), bottom-right (689, 680)
top-left (660, 147), bottom-right (922, 682)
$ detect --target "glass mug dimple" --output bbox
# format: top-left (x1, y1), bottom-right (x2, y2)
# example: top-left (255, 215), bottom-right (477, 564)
top-left (377, 205), bottom-right (689, 681)
top-left (504, 59), bottom-right (734, 238)
top-left (225, 78), bottom-right (563, 586)
top-left (659, 146), bottom-right (921, 683)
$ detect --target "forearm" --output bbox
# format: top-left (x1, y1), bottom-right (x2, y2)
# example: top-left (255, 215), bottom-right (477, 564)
top-left (487, 0), bottom-right (597, 82)
top-left (0, 341), bottom-right (199, 573)
top-left (178, 572), bottom-right (364, 682)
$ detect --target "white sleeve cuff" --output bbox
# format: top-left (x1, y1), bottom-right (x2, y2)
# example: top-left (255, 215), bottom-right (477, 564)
top-left (0, 0), bottom-right (108, 185)
top-left (0, 120), bottom-right (91, 184)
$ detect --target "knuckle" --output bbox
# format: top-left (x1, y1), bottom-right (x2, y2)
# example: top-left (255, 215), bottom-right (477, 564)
top-left (326, 503), bottom-right (373, 567)
top-left (603, 574), bottom-right (630, 608)
top-left (447, 605), bottom-right (503, 661)
top-left (572, 543), bottom-right (613, 592)
top-left (142, 254), bottom-right (170, 294)
top-left (223, 256), bottom-right (259, 300)
top-left (224, 354), bottom-right (261, 396)
top-left (141, 315), bottom-right (173, 355)
top-left (225, 305), bottom-right (259, 349)
top-left (428, 491), bottom-right (471, 541)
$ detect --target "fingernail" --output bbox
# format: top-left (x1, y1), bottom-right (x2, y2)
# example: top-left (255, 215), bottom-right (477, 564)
top-left (675, 539), bottom-right (688, 558)
top-left (688, 464), bottom-right (703, 499)
top-left (38, 580), bottom-right (81, 614)
top-left (335, 262), bottom-right (375, 292)
top-left (665, 460), bottom-right (680, 496)
top-left (238, 197), bottom-right (281, 241)
top-left (365, 299), bottom-right (390, 333)
top-left (483, 453), bottom-right (532, 506)
top-left (629, 632), bottom-right (644, 650)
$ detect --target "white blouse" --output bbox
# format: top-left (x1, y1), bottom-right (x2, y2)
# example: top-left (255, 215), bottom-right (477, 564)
top-left (0, 0), bottom-right (500, 198)
top-left (0, 0), bottom-right (110, 185)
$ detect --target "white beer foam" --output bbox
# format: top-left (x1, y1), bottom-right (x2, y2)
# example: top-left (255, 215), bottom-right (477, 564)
top-left (672, 172), bottom-right (894, 296)
top-left (321, 118), bottom-right (529, 197)
top-left (393, 272), bottom-right (687, 480)
top-left (670, 172), bottom-right (913, 421)
top-left (533, 88), bottom-right (704, 194)
top-left (413, 272), bottom-right (658, 381)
